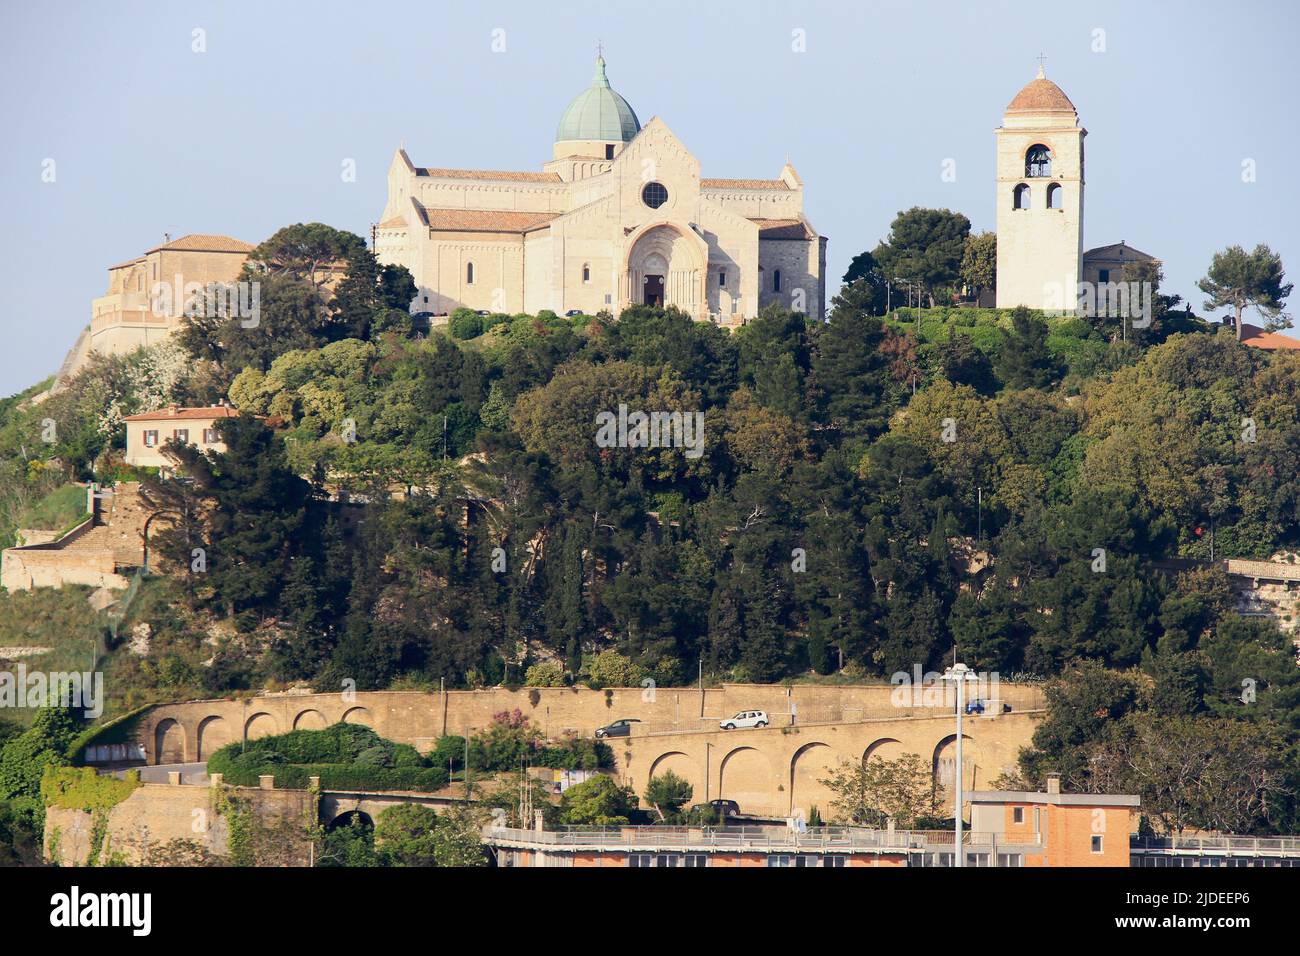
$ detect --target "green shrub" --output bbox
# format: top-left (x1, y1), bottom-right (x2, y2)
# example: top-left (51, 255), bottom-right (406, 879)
top-left (524, 662), bottom-right (565, 687)
top-left (450, 310), bottom-right (483, 339)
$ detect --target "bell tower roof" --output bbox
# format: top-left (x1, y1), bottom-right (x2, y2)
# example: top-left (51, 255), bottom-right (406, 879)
top-left (1005, 68), bottom-right (1078, 117)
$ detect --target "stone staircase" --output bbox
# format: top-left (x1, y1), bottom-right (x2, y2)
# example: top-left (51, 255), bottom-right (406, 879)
top-left (63, 482), bottom-right (150, 568)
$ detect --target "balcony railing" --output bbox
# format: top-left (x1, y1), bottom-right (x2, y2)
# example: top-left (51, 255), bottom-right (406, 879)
top-left (483, 825), bottom-right (1036, 852)
top-left (1131, 834), bottom-right (1300, 857)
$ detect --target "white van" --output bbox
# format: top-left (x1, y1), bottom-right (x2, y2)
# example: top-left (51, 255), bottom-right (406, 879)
top-left (719, 710), bottom-right (769, 730)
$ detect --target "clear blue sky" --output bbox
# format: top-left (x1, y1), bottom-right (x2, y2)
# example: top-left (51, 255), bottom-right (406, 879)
top-left (2, 0), bottom-right (1297, 395)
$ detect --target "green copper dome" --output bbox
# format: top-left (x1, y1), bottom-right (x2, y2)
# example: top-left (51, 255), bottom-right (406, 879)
top-left (555, 56), bottom-right (641, 144)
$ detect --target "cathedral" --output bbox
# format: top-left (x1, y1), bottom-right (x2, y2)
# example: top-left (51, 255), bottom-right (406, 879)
top-left (374, 55), bottom-right (827, 326)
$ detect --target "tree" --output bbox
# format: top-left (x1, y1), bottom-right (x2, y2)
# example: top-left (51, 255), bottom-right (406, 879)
top-left (644, 771), bottom-right (693, 822)
top-left (994, 308), bottom-right (1064, 389)
top-left (1198, 243), bottom-right (1292, 340)
top-left (375, 804), bottom-right (486, 866)
top-left (839, 251), bottom-right (890, 315)
top-left (559, 774), bottom-right (637, 825)
top-left (960, 231), bottom-right (997, 296)
top-left (1089, 715), bottom-right (1287, 834)
top-left (819, 752), bottom-right (943, 828)
top-left (248, 223), bottom-right (367, 291)
top-left (871, 207), bottom-right (972, 304)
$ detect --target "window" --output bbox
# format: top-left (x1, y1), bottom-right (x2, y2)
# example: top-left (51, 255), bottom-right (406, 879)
top-left (202, 428), bottom-right (219, 444)
top-left (1091, 835), bottom-right (1104, 854)
top-left (143, 430), bottom-right (159, 448)
top-left (605, 144), bottom-right (615, 160)
top-left (773, 270), bottom-right (782, 293)
top-left (966, 853), bottom-right (991, 867)
top-left (466, 262), bottom-right (475, 285)
top-left (641, 182), bottom-right (668, 209)
top-left (766, 855), bottom-right (795, 867)
top-left (719, 270), bottom-right (727, 288)
top-left (1047, 182), bottom-right (1063, 209)
top-left (1013, 183), bottom-right (1031, 209)
top-left (683, 854), bottom-right (708, 868)
top-left (173, 429), bottom-right (189, 444)
top-left (628, 854), bottom-right (653, 867)
top-left (997, 853), bottom-right (1023, 867)
top-left (1098, 268), bottom-right (1111, 283)
top-left (823, 855), bottom-right (847, 868)
top-left (1025, 144), bottom-right (1052, 178)
top-left (582, 264), bottom-right (591, 284)
top-left (1013, 807), bottom-right (1024, 824)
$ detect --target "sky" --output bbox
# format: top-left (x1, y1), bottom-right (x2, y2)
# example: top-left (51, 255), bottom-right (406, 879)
top-left (1, 0), bottom-right (1297, 396)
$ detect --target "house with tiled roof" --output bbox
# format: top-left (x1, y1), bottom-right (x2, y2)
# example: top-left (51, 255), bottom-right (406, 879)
top-left (375, 53), bottom-right (826, 325)
top-left (122, 403), bottom-right (241, 470)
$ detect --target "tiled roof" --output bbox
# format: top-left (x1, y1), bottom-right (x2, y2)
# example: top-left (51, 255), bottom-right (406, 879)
top-left (1084, 242), bottom-right (1158, 262)
top-left (751, 218), bottom-right (812, 240)
top-left (1241, 324), bottom-right (1300, 351)
top-left (377, 216), bottom-right (407, 229)
top-left (108, 256), bottom-right (146, 271)
top-left (417, 207), bottom-right (560, 234)
top-left (702, 178), bottom-right (789, 191)
top-left (123, 405), bottom-right (241, 422)
top-left (1006, 77), bottom-right (1077, 113)
top-left (145, 234), bottom-right (255, 254)
top-left (416, 167), bottom-right (562, 184)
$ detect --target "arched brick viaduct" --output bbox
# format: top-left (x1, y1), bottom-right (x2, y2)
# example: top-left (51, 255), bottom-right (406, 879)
top-left (617, 711), bottom-right (1042, 820)
top-left (135, 685), bottom-right (1045, 820)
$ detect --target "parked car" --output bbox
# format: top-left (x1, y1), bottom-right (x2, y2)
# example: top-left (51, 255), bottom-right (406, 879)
top-left (595, 718), bottom-right (641, 739)
top-left (719, 710), bottom-right (768, 730)
top-left (690, 799), bottom-right (740, 821)
top-left (564, 309), bottom-right (585, 317)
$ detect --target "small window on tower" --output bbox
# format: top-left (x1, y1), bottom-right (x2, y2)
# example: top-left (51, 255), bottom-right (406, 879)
top-left (605, 144), bottom-right (615, 160)
top-left (582, 264), bottom-right (591, 284)
top-left (773, 270), bottom-right (782, 293)
top-left (1013, 183), bottom-right (1031, 210)
top-left (1047, 182), bottom-right (1063, 209)
top-left (719, 270), bottom-right (727, 288)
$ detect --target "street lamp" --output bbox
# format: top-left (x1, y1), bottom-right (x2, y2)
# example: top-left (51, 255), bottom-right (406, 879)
top-left (941, 662), bottom-right (980, 867)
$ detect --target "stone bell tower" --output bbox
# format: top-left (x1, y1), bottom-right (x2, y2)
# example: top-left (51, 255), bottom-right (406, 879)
top-left (995, 65), bottom-right (1086, 311)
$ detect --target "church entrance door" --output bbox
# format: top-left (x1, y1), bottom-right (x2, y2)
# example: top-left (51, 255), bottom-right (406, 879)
top-left (643, 274), bottom-right (664, 307)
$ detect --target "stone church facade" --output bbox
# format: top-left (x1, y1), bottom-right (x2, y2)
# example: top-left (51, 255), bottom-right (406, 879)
top-left (374, 56), bottom-right (826, 326)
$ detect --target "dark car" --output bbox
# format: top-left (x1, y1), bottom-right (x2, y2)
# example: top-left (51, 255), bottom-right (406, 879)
top-left (595, 718), bottom-right (641, 739)
top-left (690, 799), bottom-right (740, 822)
top-left (564, 309), bottom-right (585, 317)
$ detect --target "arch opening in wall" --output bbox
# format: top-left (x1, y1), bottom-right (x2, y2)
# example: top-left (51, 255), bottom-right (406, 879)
top-left (1025, 144), bottom-right (1052, 178)
top-left (196, 715), bottom-right (232, 761)
top-left (244, 712), bottom-right (277, 741)
top-left (1047, 182), bottom-right (1063, 209)
top-left (773, 269), bottom-right (782, 293)
top-left (342, 706), bottom-right (373, 726)
top-left (788, 742), bottom-right (838, 818)
top-left (1013, 183), bottom-right (1031, 210)
top-left (327, 810), bottom-right (374, 832)
top-left (582, 263), bottom-right (591, 284)
top-left (466, 261), bottom-right (475, 285)
top-left (294, 709), bottom-right (328, 731)
top-left (154, 718), bottom-right (185, 764)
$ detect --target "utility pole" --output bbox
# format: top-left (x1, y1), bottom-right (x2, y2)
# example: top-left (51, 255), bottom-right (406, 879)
top-left (942, 662), bottom-right (977, 867)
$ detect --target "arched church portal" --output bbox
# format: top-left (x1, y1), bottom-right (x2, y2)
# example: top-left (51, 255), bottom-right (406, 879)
top-left (624, 225), bottom-right (705, 315)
